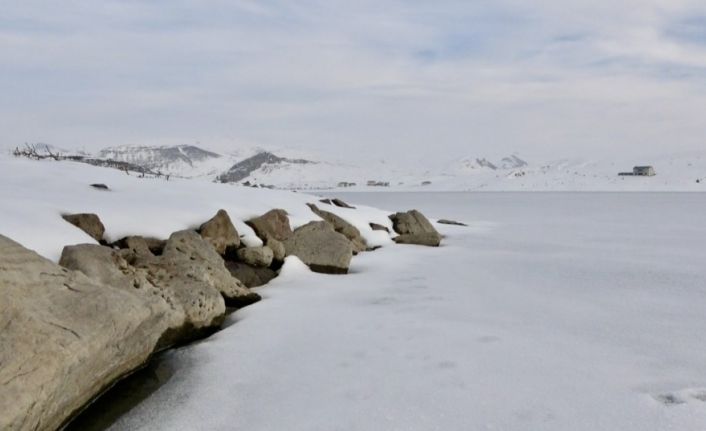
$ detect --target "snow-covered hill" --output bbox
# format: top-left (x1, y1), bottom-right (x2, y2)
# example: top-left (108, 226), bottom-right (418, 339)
top-left (6, 143), bottom-right (706, 191)
top-left (97, 145), bottom-right (234, 178)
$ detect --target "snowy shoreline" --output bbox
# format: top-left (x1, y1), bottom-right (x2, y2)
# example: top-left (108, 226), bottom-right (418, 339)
top-left (0, 155), bottom-right (452, 430)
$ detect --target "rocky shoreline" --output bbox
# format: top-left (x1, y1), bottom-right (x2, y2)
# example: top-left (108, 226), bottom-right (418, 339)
top-left (0, 198), bottom-right (445, 431)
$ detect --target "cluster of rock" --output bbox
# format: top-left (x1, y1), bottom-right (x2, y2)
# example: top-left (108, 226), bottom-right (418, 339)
top-left (1, 198), bottom-right (449, 430)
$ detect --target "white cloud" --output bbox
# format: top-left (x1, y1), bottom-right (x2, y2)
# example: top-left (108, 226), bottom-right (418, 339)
top-left (1, 0), bottom-right (705, 162)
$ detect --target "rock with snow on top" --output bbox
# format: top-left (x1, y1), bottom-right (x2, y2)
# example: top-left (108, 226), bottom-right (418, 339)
top-left (389, 210), bottom-right (442, 247)
top-left (246, 209), bottom-right (293, 242)
top-left (307, 203), bottom-right (367, 253)
top-left (161, 230), bottom-right (260, 307)
top-left (61, 213), bottom-right (105, 242)
top-left (198, 209), bottom-right (240, 255)
top-left (283, 221), bottom-right (353, 274)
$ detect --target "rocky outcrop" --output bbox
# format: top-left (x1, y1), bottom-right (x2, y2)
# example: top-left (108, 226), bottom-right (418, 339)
top-left (236, 246), bottom-right (274, 268)
top-left (61, 213), bottom-right (105, 242)
top-left (0, 234), bottom-right (167, 431)
top-left (283, 221), bottom-right (353, 274)
top-left (198, 209), bottom-right (240, 255)
top-left (307, 203), bottom-right (367, 253)
top-left (59, 243), bottom-right (226, 347)
top-left (159, 230), bottom-right (261, 307)
top-left (246, 209), bottom-right (293, 242)
top-left (389, 210), bottom-right (442, 247)
top-left (60, 230), bottom-right (261, 345)
top-left (225, 261), bottom-right (277, 288)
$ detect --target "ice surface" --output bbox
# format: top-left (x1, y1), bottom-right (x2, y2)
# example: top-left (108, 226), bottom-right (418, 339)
top-left (107, 192), bottom-right (706, 431)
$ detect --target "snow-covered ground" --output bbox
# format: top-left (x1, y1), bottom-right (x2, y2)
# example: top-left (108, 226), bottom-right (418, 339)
top-left (104, 191), bottom-right (706, 431)
top-left (0, 154), bottom-right (393, 261)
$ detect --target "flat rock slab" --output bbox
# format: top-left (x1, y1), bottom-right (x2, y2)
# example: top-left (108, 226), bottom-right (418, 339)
top-left (437, 219), bottom-right (468, 226)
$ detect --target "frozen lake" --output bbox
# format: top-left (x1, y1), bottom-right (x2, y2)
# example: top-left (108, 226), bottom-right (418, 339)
top-left (110, 192), bottom-right (706, 430)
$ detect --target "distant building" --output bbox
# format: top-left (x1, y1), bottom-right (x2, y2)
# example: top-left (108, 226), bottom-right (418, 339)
top-left (366, 180), bottom-right (390, 187)
top-left (337, 181), bottom-right (356, 188)
top-left (633, 166), bottom-right (656, 176)
top-left (618, 166), bottom-right (656, 177)
top-left (421, 181), bottom-right (432, 186)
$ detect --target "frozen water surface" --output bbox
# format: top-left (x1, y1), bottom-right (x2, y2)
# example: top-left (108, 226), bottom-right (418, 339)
top-left (110, 192), bottom-right (706, 431)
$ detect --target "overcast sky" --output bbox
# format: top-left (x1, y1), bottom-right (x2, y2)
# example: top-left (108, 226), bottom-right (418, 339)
top-left (2, 0), bottom-right (706, 163)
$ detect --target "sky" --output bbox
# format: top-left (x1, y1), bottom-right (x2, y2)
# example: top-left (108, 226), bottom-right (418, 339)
top-left (2, 0), bottom-right (706, 164)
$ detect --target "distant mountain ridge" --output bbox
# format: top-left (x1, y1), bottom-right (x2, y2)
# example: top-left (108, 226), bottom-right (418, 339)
top-left (216, 151), bottom-right (315, 183)
top-left (11, 142), bottom-right (705, 191)
top-left (98, 145), bottom-right (223, 175)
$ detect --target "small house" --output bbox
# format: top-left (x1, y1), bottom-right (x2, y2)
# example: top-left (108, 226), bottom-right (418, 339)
top-left (618, 165), bottom-right (656, 177)
top-left (633, 166), bottom-right (656, 176)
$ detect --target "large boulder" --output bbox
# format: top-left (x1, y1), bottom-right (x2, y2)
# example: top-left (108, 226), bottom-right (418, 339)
top-left (225, 261), bottom-right (277, 288)
top-left (389, 210), bottom-right (442, 247)
top-left (283, 221), bottom-right (353, 274)
top-left (307, 203), bottom-right (367, 253)
top-left (246, 209), bottom-right (293, 242)
top-left (0, 234), bottom-right (167, 431)
top-left (61, 213), bottom-right (105, 242)
top-left (59, 243), bottom-right (225, 346)
top-left (236, 246), bottom-right (274, 268)
top-left (198, 209), bottom-right (240, 255)
top-left (158, 230), bottom-right (261, 307)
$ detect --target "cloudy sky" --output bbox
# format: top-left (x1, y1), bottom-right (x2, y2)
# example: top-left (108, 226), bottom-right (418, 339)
top-left (2, 0), bottom-right (706, 163)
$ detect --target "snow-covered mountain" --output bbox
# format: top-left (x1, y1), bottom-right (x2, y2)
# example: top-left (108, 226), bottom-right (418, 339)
top-left (8, 143), bottom-right (706, 191)
top-left (97, 145), bottom-right (232, 178)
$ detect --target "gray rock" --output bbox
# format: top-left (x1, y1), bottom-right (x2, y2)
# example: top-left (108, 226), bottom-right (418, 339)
top-left (331, 198), bottom-right (355, 209)
top-left (0, 234), bottom-right (167, 431)
top-left (437, 219), bottom-right (468, 227)
top-left (61, 213), bottom-right (105, 242)
top-left (246, 209), bottom-right (293, 242)
top-left (308, 203), bottom-right (367, 253)
top-left (198, 209), bottom-right (240, 255)
top-left (90, 183), bottom-right (109, 190)
top-left (236, 246), bottom-right (274, 268)
top-left (225, 261), bottom-right (277, 288)
top-left (389, 210), bottom-right (442, 247)
top-left (369, 222), bottom-right (390, 233)
top-left (393, 233), bottom-right (443, 247)
top-left (266, 237), bottom-right (286, 262)
top-left (284, 221), bottom-right (353, 274)
top-left (161, 230), bottom-right (260, 307)
top-left (114, 235), bottom-right (156, 259)
top-left (59, 243), bottom-right (225, 347)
